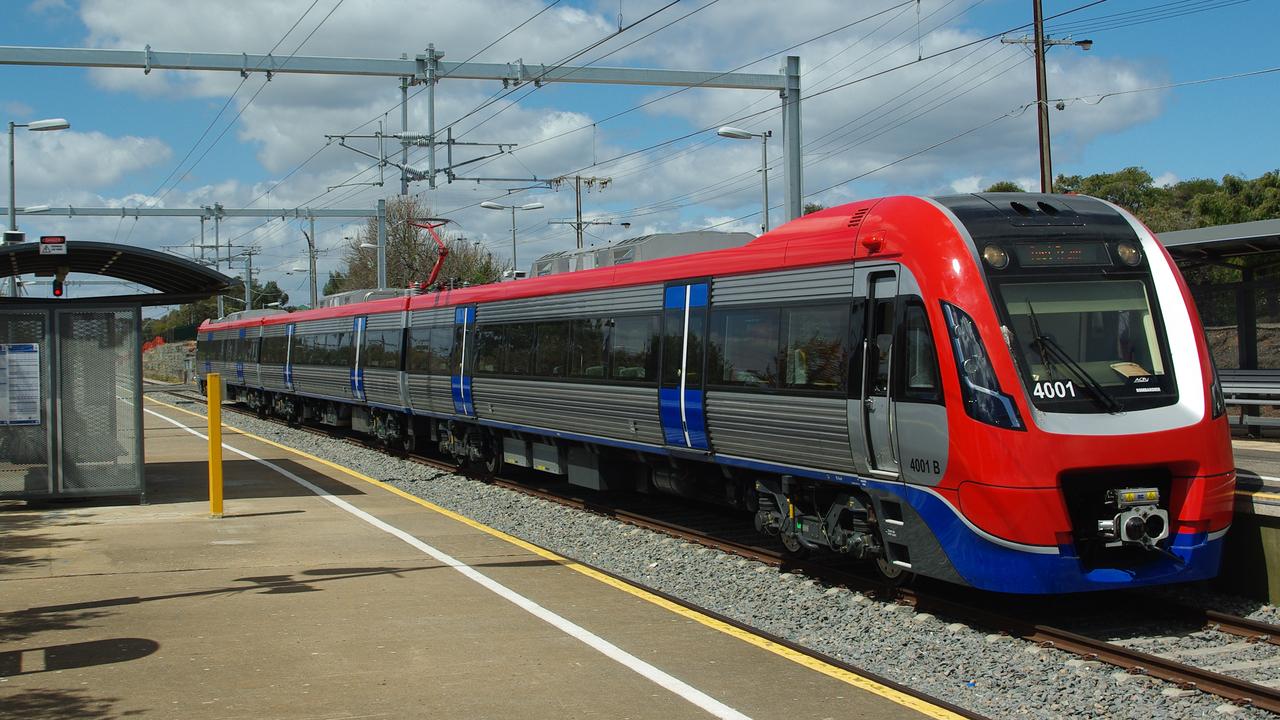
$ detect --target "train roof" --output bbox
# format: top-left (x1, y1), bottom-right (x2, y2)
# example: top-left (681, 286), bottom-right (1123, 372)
top-left (402, 196), bottom-right (889, 312)
top-left (199, 295), bottom-right (410, 331)
top-left (197, 192), bottom-right (1129, 332)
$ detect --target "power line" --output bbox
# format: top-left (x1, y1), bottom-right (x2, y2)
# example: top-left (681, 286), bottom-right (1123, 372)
top-left (458, 0), bottom-right (915, 178)
top-left (140, 1), bottom-right (331, 210)
top-left (1048, 0), bottom-right (1254, 35)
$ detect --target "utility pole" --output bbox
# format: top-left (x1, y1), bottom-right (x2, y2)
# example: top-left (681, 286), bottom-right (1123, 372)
top-left (551, 175), bottom-right (611, 249)
top-left (400, 72), bottom-right (411, 196)
top-left (376, 198), bottom-right (387, 289)
top-left (1002, 2), bottom-right (1093, 193)
top-left (1031, 0), bottom-right (1050, 193)
top-left (211, 204), bottom-right (224, 318)
top-left (242, 247), bottom-right (256, 309)
top-left (305, 216), bottom-right (319, 308)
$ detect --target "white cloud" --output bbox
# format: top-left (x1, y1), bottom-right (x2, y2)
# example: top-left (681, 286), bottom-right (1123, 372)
top-left (24, 0), bottom-right (1174, 291)
top-left (949, 175), bottom-right (984, 194)
top-left (28, 0), bottom-right (70, 14)
top-left (1, 131), bottom-right (172, 205)
top-left (2, 101), bottom-right (35, 117)
top-left (1153, 171), bottom-right (1178, 188)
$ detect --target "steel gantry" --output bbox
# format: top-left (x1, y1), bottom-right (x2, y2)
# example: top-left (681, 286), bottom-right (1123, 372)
top-left (0, 204), bottom-right (386, 307)
top-left (0, 45), bottom-right (805, 221)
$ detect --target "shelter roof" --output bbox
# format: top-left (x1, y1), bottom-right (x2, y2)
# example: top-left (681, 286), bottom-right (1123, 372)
top-left (0, 240), bottom-right (237, 306)
top-left (1159, 219), bottom-right (1280, 261)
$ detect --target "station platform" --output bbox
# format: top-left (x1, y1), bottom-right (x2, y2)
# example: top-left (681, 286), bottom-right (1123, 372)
top-left (1233, 438), bottom-right (1280, 517)
top-left (1220, 438), bottom-right (1280, 603)
top-left (0, 398), bottom-right (959, 720)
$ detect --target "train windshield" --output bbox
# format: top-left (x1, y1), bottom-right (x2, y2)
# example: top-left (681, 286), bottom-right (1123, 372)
top-left (997, 279), bottom-right (1176, 413)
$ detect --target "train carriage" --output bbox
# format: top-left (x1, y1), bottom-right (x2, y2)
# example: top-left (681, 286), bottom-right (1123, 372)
top-left (198, 192), bottom-right (1235, 594)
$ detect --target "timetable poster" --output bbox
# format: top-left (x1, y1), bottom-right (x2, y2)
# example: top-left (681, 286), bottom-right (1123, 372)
top-left (0, 344), bottom-right (41, 426)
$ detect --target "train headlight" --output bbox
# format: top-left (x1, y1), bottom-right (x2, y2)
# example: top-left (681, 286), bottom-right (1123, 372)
top-left (982, 244), bottom-right (1009, 269)
top-left (1116, 241), bottom-right (1142, 266)
top-left (941, 302), bottom-right (1024, 430)
top-left (1110, 486), bottom-right (1159, 509)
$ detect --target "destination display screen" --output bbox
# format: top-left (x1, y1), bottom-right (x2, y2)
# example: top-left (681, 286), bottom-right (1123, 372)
top-left (1013, 242), bottom-right (1112, 267)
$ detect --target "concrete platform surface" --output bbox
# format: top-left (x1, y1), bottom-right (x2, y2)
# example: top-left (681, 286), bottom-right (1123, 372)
top-left (1234, 438), bottom-right (1280, 517)
top-left (0, 398), bottom-right (956, 720)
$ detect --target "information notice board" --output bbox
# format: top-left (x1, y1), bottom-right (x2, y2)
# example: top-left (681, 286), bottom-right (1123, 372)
top-left (0, 344), bottom-right (41, 426)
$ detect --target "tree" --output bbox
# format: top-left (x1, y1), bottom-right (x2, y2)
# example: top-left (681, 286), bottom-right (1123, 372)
top-left (803, 202), bottom-right (825, 215)
top-left (322, 270), bottom-right (347, 296)
top-left (331, 195), bottom-right (509, 293)
top-left (256, 280), bottom-right (289, 308)
top-left (983, 181), bottom-right (1024, 193)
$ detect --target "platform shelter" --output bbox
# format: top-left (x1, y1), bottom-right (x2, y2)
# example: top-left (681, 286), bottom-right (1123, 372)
top-left (0, 239), bottom-right (235, 501)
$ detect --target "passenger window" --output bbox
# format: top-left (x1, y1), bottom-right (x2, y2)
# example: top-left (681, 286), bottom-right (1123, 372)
top-left (569, 318), bottom-right (608, 378)
top-left (363, 329), bottom-right (403, 370)
top-left (613, 314), bottom-right (659, 382)
top-left (534, 321), bottom-right (569, 377)
top-left (869, 298), bottom-right (895, 396)
top-left (900, 300), bottom-right (941, 402)
top-left (661, 307), bottom-right (684, 385)
top-left (473, 325), bottom-right (503, 374)
top-left (428, 326), bottom-right (453, 375)
top-left (782, 304), bottom-right (849, 392)
top-left (708, 307), bottom-right (780, 388)
top-left (406, 327), bottom-right (431, 374)
top-left (503, 324), bottom-right (534, 376)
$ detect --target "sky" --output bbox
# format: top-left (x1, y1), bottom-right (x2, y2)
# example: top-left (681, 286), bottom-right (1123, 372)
top-left (1, 0), bottom-right (1277, 306)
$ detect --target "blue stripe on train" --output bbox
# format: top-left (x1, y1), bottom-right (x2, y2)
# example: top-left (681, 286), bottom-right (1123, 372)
top-left (712, 452), bottom-right (1223, 594)
top-left (658, 387), bottom-right (708, 449)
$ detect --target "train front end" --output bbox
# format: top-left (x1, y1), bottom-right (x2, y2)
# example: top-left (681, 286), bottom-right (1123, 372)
top-left (921, 193), bottom-right (1234, 594)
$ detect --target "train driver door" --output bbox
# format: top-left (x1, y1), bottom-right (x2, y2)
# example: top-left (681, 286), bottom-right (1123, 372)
top-left (659, 282), bottom-right (709, 451)
top-left (450, 305), bottom-right (476, 417)
top-left (858, 268), bottom-right (900, 476)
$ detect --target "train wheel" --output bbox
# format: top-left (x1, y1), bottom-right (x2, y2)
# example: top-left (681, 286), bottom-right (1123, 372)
top-left (780, 532), bottom-right (810, 559)
top-left (874, 557), bottom-right (915, 586)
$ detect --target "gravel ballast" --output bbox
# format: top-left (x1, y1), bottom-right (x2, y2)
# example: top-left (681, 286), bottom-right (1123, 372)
top-left (165, 397), bottom-right (1274, 720)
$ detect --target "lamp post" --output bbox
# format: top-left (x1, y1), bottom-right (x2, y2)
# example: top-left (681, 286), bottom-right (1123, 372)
top-left (480, 201), bottom-right (543, 279)
top-left (7, 117), bottom-right (70, 296)
top-left (717, 125), bottom-right (772, 232)
top-left (1002, 1), bottom-right (1092, 193)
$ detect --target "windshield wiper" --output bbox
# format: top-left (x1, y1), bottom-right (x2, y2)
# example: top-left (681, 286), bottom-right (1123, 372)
top-left (1026, 301), bottom-right (1124, 413)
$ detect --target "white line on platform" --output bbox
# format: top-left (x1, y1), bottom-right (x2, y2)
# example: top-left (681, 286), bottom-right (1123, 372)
top-left (142, 404), bottom-right (752, 720)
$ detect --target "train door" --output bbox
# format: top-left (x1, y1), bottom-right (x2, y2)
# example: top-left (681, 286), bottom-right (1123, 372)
top-left (659, 282), bottom-right (709, 450)
top-left (450, 306), bottom-right (476, 416)
top-left (350, 316), bottom-right (367, 401)
top-left (858, 268), bottom-right (900, 475)
top-left (234, 328), bottom-right (246, 384)
top-left (283, 323), bottom-right (296, 391)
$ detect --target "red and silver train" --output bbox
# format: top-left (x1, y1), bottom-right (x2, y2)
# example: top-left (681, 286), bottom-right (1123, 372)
top-left (198, 192), bottom-right (1235, 594)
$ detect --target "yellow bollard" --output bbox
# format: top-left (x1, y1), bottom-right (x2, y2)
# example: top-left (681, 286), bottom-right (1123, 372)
top-left (207, 373), bottom-right (224, 518)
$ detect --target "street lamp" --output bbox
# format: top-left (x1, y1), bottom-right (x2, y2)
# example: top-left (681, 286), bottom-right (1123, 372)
top-left (7, 117), bottom-right (70, 296)
top-left (717, 125), bottom-right (772, 232)
top-left (480, 201), bottom-right (544, 279)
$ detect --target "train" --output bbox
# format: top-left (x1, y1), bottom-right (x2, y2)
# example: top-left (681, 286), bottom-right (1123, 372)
top-left (197, 192), bottom-right (1236, 594)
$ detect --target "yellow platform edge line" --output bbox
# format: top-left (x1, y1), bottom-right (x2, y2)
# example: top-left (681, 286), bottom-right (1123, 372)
top-left (143, 396), bottom-right (966, 720)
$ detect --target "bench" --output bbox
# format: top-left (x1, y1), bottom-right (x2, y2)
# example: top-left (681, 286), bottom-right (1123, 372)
top-left (1222, 370), bottom-right (1280, 432)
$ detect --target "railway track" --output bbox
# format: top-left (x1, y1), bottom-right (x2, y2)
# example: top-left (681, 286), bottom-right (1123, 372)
top-left (151, 384), bottom-right (1280, 713)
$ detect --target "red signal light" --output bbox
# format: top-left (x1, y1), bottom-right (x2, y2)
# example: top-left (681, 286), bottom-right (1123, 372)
top-left (53, 266), bottom-right (68, 298)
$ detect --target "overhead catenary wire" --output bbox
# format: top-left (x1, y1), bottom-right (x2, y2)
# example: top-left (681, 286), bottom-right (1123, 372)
top-left (1046, 0), bottom-right (1254, 35)
top-left (208, 0), bottom-right (692, 259)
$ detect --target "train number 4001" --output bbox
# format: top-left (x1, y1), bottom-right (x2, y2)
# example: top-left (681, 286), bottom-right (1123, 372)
top-left (1033, 380), bottom-right (1077, 399)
